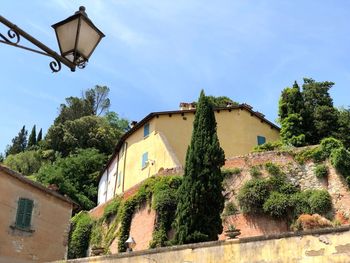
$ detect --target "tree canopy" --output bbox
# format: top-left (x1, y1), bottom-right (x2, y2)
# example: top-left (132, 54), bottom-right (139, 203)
top-left (278, 78), bottom-right (343, 146)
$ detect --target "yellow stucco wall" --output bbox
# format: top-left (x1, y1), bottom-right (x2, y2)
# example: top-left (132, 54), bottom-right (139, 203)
top-left (56, 227), bottom-right (350, 263)
top-left (113, 108), bottom-right (280, 196)
top-left (115, 118), bottom-right (179, 195)
top-left (155, 108), bottom-right (280, 165)
top-left (0, 170), bottom-right (72, 263)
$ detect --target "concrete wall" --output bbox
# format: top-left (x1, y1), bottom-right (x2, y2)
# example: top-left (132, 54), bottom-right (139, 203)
top-left (55, 226), bottom-right (350, 263)
top-left (0, 170), bottom-right (73, 263)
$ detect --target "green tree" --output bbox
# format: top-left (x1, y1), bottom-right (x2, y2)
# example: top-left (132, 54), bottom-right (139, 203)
top-left (44, 115), bottom-right (123, 156)
top-left (27, 125), bottom-right (37, 148)
top-left (36, 148), bottom-right (107, 210)
top-left (278, 81), bottom-right (304, 121)
top-left (335, 108), bottom-right (350, 149)
top-left (173, 90), bottom-right (225, 244)
top-left (83, 85), bottom-right (111, 116)
top-left (54, 96), bottom-right (94, 125)
top-left (280, 114), bottom-right (305, 146)
top-left (37, 128), bottom-right (43, 143)
top-left (6, 126), bottom-right (27, 156)
top-left (192, 95), bottom-right (238, 108)
top-left (302, 78), bottom-right (338, 144)
top-left (4, 150), bottom-right (44, 176)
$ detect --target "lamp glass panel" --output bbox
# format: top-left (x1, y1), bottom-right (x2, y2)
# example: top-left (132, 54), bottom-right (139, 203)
top-left (55, 19), bottom-right (79, 55)
top-left (76, 19), bottom-right (101, 59)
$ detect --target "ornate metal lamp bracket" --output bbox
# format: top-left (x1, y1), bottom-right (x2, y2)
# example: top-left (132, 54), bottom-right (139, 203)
top-left (0, 15), bottom-right (76, 72)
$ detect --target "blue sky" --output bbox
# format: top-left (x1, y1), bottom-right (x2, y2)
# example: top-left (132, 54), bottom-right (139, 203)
top-left (1, 1), bottom-right (350, 153)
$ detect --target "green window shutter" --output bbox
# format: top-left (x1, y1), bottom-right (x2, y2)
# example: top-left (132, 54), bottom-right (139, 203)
top-left (16, 198), bottom-right (33, 229)
top-left (257, 136), bottom-right (266, 145)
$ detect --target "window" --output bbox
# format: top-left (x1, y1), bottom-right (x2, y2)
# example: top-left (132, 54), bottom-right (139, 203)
top-left (257, 135), bottom-right (266, 145)
top-left (15, 198), bottom-right (33, 230)
top-left (142, 152), bottom-right (148, 169)
top-left (144, 123), bottom-right (150, 137)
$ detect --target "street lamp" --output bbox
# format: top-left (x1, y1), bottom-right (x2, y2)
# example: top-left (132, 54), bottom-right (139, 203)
top-left (125, 236), bottom-right (136, 252)
top-left (0, 6), bottom-right (104, 72)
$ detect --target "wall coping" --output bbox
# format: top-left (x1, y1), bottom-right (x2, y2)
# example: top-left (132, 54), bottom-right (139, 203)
top-left (59, 225), bottom-right (350, 262)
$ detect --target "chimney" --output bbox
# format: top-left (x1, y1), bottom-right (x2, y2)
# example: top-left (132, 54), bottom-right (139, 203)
top-left (130, 121), bottom-right (138, 128)
top-left (179, 102), bottom-right (196, 110)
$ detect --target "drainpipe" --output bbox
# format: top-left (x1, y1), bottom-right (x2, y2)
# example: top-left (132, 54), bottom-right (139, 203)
top-left (113, 153), bottom-right (119, 198)
top-left (122, 142), bottom-right (128, 193)
top-left (105, 165), bottom-right (109, 203)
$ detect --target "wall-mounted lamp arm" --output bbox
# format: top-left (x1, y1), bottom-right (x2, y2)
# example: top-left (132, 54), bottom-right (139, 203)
top-left (0, 15), bottom-right (76, 72)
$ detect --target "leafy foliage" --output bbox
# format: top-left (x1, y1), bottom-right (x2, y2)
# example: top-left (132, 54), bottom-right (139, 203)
top-left (265, 162), bottom-right (281, 176)
top-left (68, 211), bottom-right (93, 259)
top-left (249, 166), bottom-right (262, 177)
top-left (27, 125), bottom-right (37, 148)
top-left (5, 125), bottom-right (27, 156)
top-left (238, 175), bottom-right (332, 219)
top-left (36, 148), bottom-right (107, 210)
top-left (45, 115), bottom-right (124, 157)
top-left (336, 107), bottom-right (350, 149)
top-left (263, 192), bottom-right (291, 218)
top-left (222, 201), bottom-right (238, 217)
top-left (192, 95), bottom-right (238, 108)
top-left (331, 147), bottom-right (350, 181)
top-left (102, 198), bottom-right (121, 222)
top-left (314, 164), bottom-right (328, 179)
top-left (253, 141), bottom-right (283, 152)
top-left (278, 78), bottom-right (342, 146)
top-left (4, 150), bottom-right (48, 176)
top-left (173, 90), bottom-right (225, 245)
top-left (237, 178), bottom-right (270, 214)
top-left (221, 168), bottom-right (241, 178)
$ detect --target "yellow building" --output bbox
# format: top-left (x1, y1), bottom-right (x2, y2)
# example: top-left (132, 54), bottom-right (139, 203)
top-left (97, 104), bottom-right (280, 205)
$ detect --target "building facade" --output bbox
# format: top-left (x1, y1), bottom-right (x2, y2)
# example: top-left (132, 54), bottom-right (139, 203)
top-left (97, 104), bottom-right (280, 205)
top-left (0, 165), bottom-right (74, 263)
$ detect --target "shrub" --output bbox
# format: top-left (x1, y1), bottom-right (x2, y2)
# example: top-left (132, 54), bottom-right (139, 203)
top-left (102, 198), bottom-right (121, 221)
top-left (253, 141), bottom-right (282, 152)
top-left (237, 178), bottom-right (270, 213)
top-left (331, 147), bottom-right (350, 178)
top-left (309, 190), bottom-right (332, 216)
top-left (221, 168), bottom-right (241, 178)
top-left (90, 220), bottom-right (103, 248)
top-left (68, 212), bottom-right (93, 259)
top-left (294, 147), bottom-right (322, 164)
top-left (319, 137), bottom-right (343, 158)
top-left (314, 164), bottom-right (328, 179)
top-left (265, 162), bottom-right (281, 176)
top-left (263, 192), bottom-right (291, 218)
top-left (293, 214), bottom-right (332, 230)
top-left (250, 166), bottom-right (262, 177)
top-left (290, 191), bottom-right (313, 217)
top-left (222, 202), bottom-right (238, 217)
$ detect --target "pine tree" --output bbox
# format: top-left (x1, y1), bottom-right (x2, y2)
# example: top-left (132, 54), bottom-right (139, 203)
top-left (28, 125), bottom-right (37, 148)
top-left (37, 128), bottom-right (43, 143)
top-left (173, 90), bottom-right (225, 244)
top-left (5, 126), bottom-right (28, 156)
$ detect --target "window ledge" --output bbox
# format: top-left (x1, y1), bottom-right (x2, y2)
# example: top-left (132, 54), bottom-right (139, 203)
top-left (10, 225), bottom-right (35, 233)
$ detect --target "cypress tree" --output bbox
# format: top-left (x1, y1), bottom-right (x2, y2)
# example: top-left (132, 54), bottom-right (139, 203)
top-left (37, 128), bottom-right (43, 143)
top-left (5, 126), bottom-right (27, 156)
top-left (28, 125), bottom-right (37, 148)
top-left (173, 90), bottom-right (225, 244)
